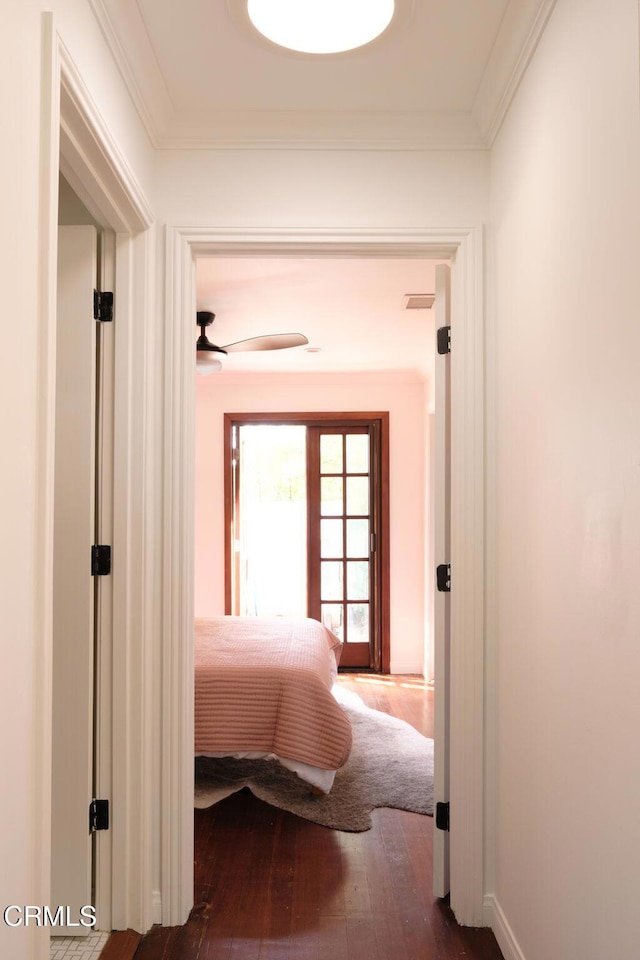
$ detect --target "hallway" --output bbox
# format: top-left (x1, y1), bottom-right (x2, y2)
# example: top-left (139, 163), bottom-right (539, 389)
top-left (129, 676), bottom-right (503, 960)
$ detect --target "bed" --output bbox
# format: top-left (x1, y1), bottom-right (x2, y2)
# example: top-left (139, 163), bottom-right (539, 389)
top-left (194, 615), bottom-right (353, 793)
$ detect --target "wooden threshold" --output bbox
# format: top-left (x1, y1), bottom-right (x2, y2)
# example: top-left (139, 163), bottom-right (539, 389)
top-left (99, 929), bottom-right (142, 960)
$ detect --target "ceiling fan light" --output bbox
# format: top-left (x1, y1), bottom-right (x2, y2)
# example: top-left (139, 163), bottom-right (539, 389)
top-left (246, 0), bottom-right (395, 55)
top-left (196, 352), bottom-right (223, 375)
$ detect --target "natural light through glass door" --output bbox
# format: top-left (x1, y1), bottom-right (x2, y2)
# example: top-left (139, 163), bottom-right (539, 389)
top-left (308, 427), bottom-right (372, 667)
top-left (227, 415), bottom-right (387, 671)
top-left (236, 424), bottom-right (307, 617)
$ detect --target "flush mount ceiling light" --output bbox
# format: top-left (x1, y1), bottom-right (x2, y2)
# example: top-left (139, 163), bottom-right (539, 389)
top-left (246, 0), bottom-right (395, 54)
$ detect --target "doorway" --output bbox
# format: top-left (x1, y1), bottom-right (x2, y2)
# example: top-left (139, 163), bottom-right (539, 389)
top-left (51, 179), bottom-right (116, 938)
top-left (225, 414), bottom-right (390, 671)
top-left (164, 226), bottom-right (485, 926)
top-left (36, 28), bottom-right (155, 937)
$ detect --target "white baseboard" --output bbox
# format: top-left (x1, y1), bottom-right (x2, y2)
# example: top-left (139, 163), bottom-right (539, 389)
top-left (389, 661), bottom-right (424, 675)
top-left (484, 895), bottom-right (527, 960)
top-left (152, 890), bottom-right (162, 926)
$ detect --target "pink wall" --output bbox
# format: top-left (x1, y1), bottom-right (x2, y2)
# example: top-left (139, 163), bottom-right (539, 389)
top-left (195, 370), bottom-right (428, 674)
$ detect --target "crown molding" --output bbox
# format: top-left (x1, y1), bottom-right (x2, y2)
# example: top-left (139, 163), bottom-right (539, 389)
top-left (88, 0), bottom-right (486, 151)
top-left (472, 0), bottom-right (558, 146)
top-left (159, 109), bottom-right (486, 151)
top-left (90, 0), bottom-right (556, 152)
top-left (89, 0), bottom-right (170, 147)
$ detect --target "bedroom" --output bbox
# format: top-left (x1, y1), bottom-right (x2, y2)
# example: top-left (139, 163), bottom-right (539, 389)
top-left (193, 254), bottom-right (440, 677)
top-left (186, 250), bottom-right (473, 957)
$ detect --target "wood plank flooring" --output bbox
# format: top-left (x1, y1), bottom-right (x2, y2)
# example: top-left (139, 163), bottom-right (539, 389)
top-left (99, 929), bottom-right (142, 960)
top-left (130, 675), bottom-right (503, 960)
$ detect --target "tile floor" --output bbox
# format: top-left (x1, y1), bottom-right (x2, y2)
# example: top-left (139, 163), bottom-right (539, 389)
top-left (50, 931), bottom-right (109, 959)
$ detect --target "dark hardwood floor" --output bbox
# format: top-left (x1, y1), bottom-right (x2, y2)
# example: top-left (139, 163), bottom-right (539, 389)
top-left (130, 675), bottom-right (503, 960)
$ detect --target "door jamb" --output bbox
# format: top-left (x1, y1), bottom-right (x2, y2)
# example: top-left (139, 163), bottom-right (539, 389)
top-left (163, 226), bottom-right (485, 926)
top-left (35, 16), bottom-right (154, 948)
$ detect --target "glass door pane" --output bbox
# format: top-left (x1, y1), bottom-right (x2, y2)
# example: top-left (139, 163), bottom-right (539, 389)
top-left (346, 433), bottom-right (369, 473)
top-left (321, 561), bottom-right (344, 601)
top-left (237, 424), bottom-right (307, 617)
top-left (347, 604), bottom-right (369, 644)
top-left (309, 427), bottom-right (373, 668)
top-left (226, 415), bottom-right (386, 672)
top-left (320, 518), bottom-right (343, 558)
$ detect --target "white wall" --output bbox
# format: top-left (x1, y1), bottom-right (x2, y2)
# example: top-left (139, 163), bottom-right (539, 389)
top-left (1, 1), bottom-right (490, 945)
top-left (163, 145), bottom-right (490, 677)
top-left (0, 5), bottom-right (154, 958)
top-left (158, 139), bottom-right (490, 688)
top-left (487, 1), bottom-right (640, 958)
top-left (195, 371), bottom-right (427, 674)
top-left (156, 148), bottom-right (489, 228)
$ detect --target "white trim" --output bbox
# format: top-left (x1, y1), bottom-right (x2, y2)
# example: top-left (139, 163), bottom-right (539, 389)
top-left (33, 16), bottom-right (62, 959)
top-left (484, 895), bottom-right (528, 960)
top-left (449, 226), bottom-right (486, 924)
top-left (161, 225), bottom-right (486, 927)
top-left (87, 0), bottom-right (555, 152)
top-left (152, 890), bottom-right (163, 927)
top-left (152, 109), bottom-right (486, 152)
top-left (86, 0), bottom-right (487, 151)
top-left (160, 228), bottom-right (197, 926)
top-left (57, 48), bottom-right (154, 232)
top-left (36, 17), bottom-right (155, 950)
top-left (108, 229), bottom-right (156, 933)
top-left (88, 0), bottom-right (169, 149)
top-left (472, 0), bottom-right (558, 146)
top-left (94, 228), bottom-right (116, 933)
top-left (176, 226), bottom-right (462, 259)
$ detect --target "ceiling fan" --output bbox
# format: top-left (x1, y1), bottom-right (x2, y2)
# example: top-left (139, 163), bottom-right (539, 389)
top-left (196, 310), bottom-right (308, 374)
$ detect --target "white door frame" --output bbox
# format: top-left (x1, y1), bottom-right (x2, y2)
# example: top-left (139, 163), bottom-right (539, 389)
top-left (162, 225), bottom-right (486, 927)
top-left (35, 16), bottom-right (155, 950)
top-left (432, 262), bottom-right (452, 899)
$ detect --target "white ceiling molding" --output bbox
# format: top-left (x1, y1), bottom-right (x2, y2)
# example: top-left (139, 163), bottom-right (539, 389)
top-left (89, 0), bottom-right (171, 147)
top-left (161, 109), bottom-right (485, 152)
top-left (472, 0), bottom-right (558, 146)
top-left (90, 0), bottom-right (555, 151)
top-left (87, 1), bottom-right (486, 151)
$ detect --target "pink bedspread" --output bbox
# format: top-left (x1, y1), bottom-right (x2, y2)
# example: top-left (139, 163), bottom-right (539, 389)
top-left (194, 616), bottom-right (352, 770)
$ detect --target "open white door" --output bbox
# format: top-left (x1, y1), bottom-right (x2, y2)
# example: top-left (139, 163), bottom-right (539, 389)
top-left (51, 226), bottom-right (98, 935)
top-left (432, 263), bottom-right (451, 899)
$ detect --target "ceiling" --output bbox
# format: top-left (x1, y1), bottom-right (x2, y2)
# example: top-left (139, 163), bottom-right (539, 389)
top-left (196, 257), bottom-right (443, 377)
top-left (93, 0), bottom-right (551, 148)
top-left (90, 0), bottom-right (551, 377)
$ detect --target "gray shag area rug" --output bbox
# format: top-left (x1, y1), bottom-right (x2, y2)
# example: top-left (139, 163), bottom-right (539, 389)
top-left (194, 688), bottom-right (434, 832)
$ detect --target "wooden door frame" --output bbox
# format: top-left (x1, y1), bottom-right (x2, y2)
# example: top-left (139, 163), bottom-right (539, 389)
top-left (223, 412), bottom-right (391, 672)
top-left (163, 225), bottom-right (485, 928)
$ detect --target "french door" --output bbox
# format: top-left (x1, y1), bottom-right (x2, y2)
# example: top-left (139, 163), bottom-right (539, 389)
top-left (225, 413), bottom-right (389, 671)
top-left (307, 426), bottom-right (377, 668)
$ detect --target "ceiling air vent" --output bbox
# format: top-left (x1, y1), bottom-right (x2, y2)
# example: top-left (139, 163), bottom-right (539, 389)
top-left (403, 293), bottom-right (435, 310)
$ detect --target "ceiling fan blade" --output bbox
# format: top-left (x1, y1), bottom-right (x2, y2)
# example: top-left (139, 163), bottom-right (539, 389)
top-left (222, 333), bottom-right (309, 353)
